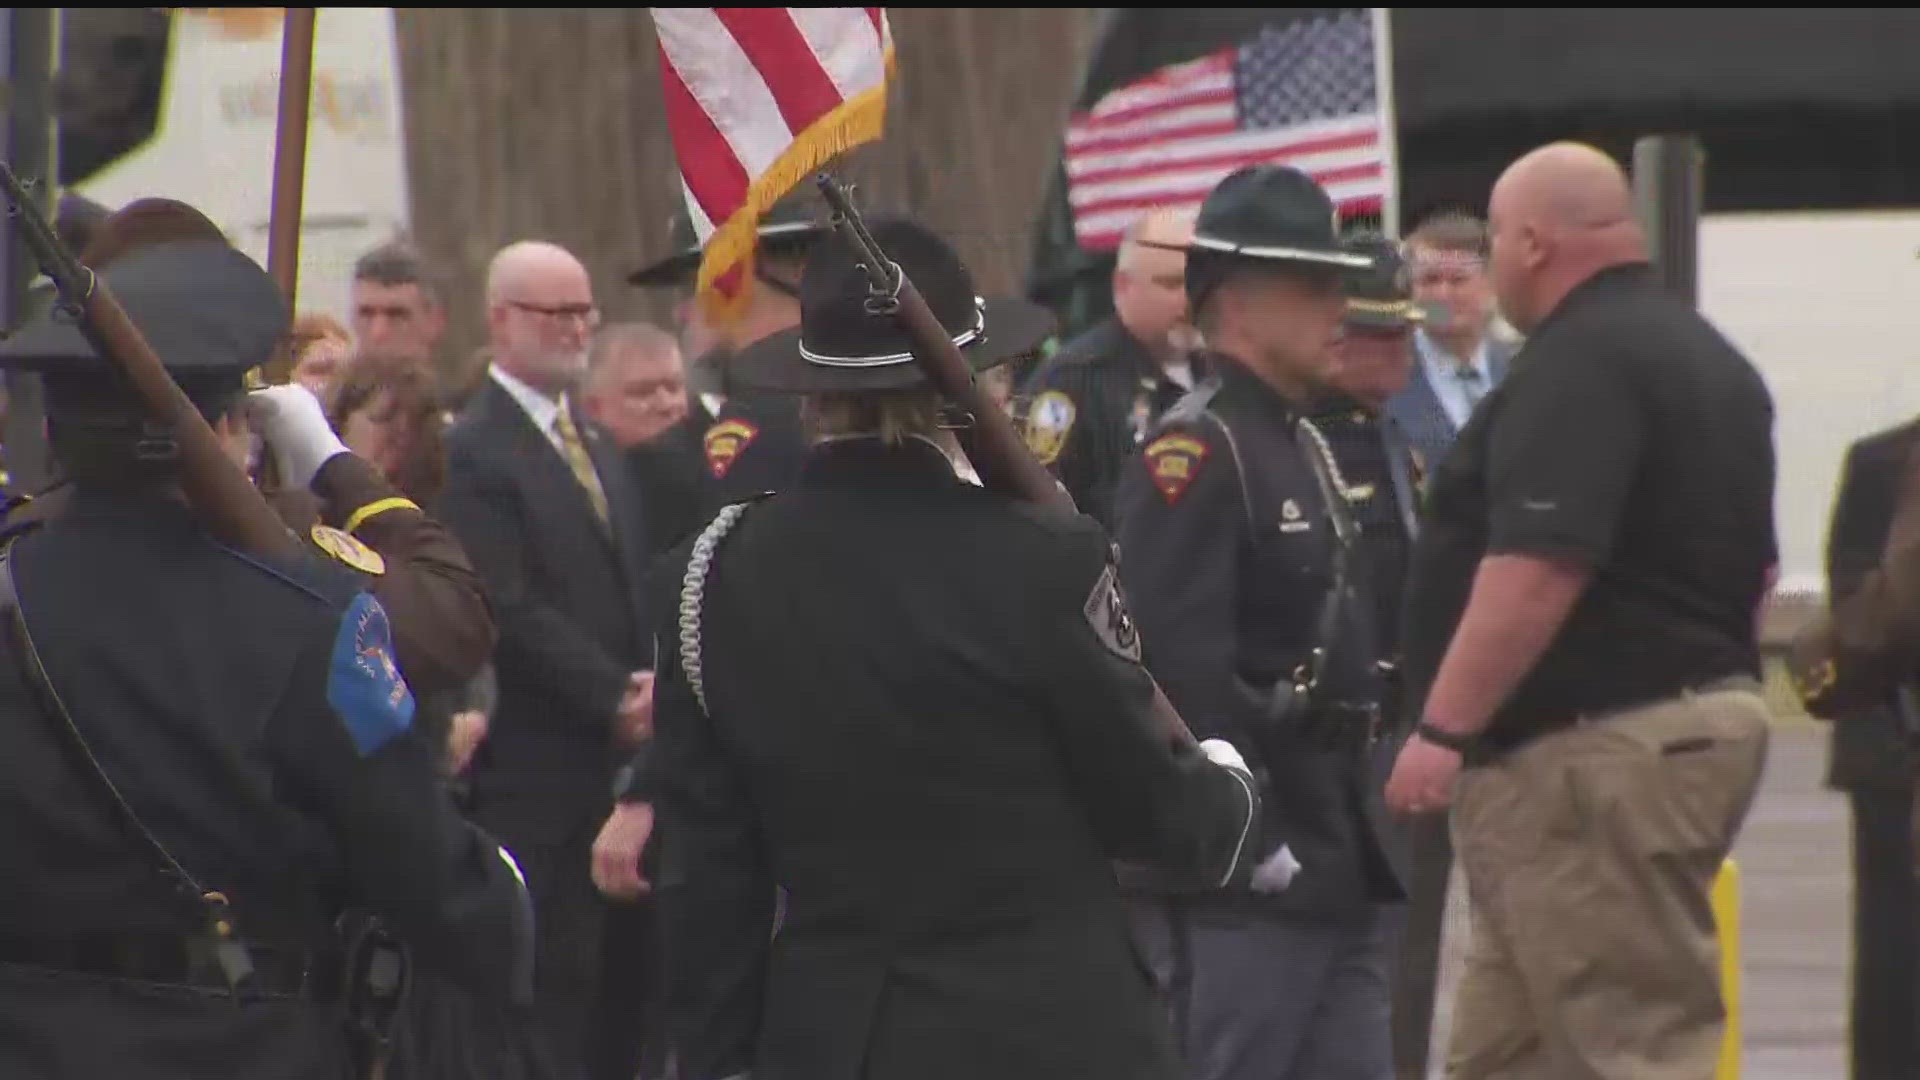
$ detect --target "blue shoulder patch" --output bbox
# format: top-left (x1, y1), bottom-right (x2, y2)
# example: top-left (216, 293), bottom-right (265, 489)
top-left (327, 591), bottom-right (416, 755)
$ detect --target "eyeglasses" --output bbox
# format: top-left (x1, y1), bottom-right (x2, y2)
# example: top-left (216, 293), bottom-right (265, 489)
top-left (508, 299), bottom-right (601, 329)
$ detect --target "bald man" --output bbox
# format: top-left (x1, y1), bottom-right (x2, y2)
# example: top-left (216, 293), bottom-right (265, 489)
top-left (1019, 207), bottom-right (1203, 529)
top-left (1385, 142), bottom-right (1777, 1080)
top-left (438, 239), bottom-right (660, 1080)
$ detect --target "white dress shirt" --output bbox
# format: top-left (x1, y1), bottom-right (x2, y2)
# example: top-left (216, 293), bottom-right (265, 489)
top-left (490, 364), bottom-right (573, 455)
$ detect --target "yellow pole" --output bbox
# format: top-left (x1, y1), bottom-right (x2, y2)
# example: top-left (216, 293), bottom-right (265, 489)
top-left (1713, 859), bottom-right (1742, 1080)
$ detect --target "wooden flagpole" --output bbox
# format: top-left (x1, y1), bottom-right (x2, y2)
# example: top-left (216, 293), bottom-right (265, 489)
top-left (262, 8), bottom-right (318, 385)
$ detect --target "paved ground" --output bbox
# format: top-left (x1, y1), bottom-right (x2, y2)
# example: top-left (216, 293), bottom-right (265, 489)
top-left (1419, 721), bottom-right (1850, 1079)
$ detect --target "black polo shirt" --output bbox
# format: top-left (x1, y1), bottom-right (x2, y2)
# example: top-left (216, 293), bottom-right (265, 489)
top-left (1401, 262), bottom-right (1778, 756)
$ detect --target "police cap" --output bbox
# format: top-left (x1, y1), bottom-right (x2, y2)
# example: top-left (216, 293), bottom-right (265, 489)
top-left (728, 217), bottom-right (1055, 394)
top-left (1339, 232), bottom-right (1442, 332)
top-left (627, 188), bottom-right (833, 290)
top-left (1184, 164), bottom-right (1373, 311)
top-left (0, 238), bottom-right (290, 410)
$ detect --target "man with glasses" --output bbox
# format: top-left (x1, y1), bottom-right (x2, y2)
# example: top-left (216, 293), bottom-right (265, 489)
top-left (1020, 207), bottom-right (1206, 531)
top-left (439, 239), bottom-right (660, 1080)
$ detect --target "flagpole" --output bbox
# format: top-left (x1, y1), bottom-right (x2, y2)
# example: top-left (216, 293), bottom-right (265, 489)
top-left (1370, 7), bottom-right (1400, 238)
top-left (263, 7), bottom-right (318, 385)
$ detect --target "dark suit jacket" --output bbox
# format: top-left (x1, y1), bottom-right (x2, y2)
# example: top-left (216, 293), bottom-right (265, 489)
top-left (438, 377), bottom-right (653, 841)
top-left (1822, 418), bottom-right (1920, 792)
top-left (645, 437), bottom-right (1256, 1080)
top-left (1384, 334), bottom-right (1515, 473)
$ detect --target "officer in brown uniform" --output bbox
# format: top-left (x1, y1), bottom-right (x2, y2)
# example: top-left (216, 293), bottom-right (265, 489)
top-left (12, 196), bottom-right (497, 696)
top-left (1791, 427), bottom-right (1920, 1079)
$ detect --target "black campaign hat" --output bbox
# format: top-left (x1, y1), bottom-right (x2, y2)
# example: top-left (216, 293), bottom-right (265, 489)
top-left (627, 190), bottom-right (833, 290)
top-left (1340, 232), bottom-right (1441, 331)
top-left (0, 239), bottom-right (290, 397)
top-left (729, 218), bottom-right (1056, 394)
top-left (1186, 164), bottom-right (1371, 308)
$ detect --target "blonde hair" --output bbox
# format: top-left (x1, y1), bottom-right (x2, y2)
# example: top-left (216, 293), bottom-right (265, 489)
top-left (293, 311), bottom-right (352, 357)
top-left (802, 386), bottom-right (945, 445)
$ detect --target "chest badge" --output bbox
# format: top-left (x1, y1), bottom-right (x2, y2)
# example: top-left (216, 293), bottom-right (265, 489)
top-left (1128, 392), bottom-right (1153, 446)
top-left (1143, 433), bottom-right (1209, 504)
top-left (1024, 390), bottom-right (1077, 466)
top-left (1280, 498), bottom-right (1312, 534)
top-left (311, 524), bottom-right (388, 576)
top-left (704, 418), bottom-right (760, 479)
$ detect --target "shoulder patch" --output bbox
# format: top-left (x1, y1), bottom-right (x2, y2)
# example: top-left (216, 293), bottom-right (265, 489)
top-left (1143, 433), bottom-right (1210, 504)
top-left (311, 524), bottom-right (387, 576)
top-left (327, 592), bottom-right (416, 756)
top-left (1084, 560), bottom-right (1143, 664)
top-left (704, 418), bottom-right (760, 479)
top-left (1024, 390), bottom-right (1078, 466)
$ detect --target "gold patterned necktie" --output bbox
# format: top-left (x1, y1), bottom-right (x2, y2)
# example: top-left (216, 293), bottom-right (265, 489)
top-left (552, 403), bottom-right (611, 526)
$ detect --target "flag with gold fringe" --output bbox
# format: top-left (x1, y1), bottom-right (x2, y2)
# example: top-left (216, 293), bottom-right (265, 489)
top-left (651, 7), bottom-right (895, 320)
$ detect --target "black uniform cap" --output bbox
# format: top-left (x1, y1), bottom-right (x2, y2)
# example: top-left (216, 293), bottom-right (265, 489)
top-left (1184, 163), bottom-right (1372, 311)
top-left (729, 217), bottom-right (1056, 394)
top-left (1339, 232), bottom-right (1442, 331)
top-left (0, 238), bottom-right (291, 408)
top-left (626, 188), bottom-right (834, 290)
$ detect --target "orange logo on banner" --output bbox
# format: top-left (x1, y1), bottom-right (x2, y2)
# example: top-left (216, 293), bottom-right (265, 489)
top-left (181, 8), bottom-right (287, 41)
top-left (704, 419), bottom-right (760, 480)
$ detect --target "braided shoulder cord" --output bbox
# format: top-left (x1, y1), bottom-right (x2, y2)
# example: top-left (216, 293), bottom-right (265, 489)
top-left (677, 501), bottom-right (752, 716)
top-left (1296, 416), bottom-right (1360, 502)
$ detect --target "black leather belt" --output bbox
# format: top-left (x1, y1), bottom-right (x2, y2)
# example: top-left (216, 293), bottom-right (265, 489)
top-left (0, 932), bottom-right (334, 994)
top-left (1467, 673), bottom-right (1763, 767)
top-left (1269, 700), bottom-right (1386, 751)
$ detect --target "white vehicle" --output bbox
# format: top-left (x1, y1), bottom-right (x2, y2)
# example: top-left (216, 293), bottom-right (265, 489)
top-left (75, 7), bottom-right (411, 328)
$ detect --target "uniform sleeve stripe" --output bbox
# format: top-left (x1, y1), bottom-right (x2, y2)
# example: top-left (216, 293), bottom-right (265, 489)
top-left (343, 497), bottom-right (421, 534)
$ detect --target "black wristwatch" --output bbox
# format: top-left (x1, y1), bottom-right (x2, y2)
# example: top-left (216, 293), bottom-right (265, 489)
top-left (1415, 719), bottom-right (1475, 753)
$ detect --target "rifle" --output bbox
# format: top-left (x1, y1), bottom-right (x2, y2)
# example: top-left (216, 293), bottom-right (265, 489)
top-left (0, 164), bottom-right (305, 562)
top-left (812, 174), bottom-right (1197, 750)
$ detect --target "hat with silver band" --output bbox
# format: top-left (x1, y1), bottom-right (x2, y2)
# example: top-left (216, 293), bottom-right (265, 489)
top-left (727, 217), bottom-right (1055, 394)
top-left (1185, 163), bottom-right (1371, 309)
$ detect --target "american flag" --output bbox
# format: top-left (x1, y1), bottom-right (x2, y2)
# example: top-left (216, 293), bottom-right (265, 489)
top-left (651, 8), bottom-right (894, 317)
top-left (1064, 9), bottom-right (1393, 251)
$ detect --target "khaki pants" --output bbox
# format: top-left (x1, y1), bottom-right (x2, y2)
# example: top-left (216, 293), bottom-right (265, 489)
top-left (1444, 680), bottom-right (1771, 1080)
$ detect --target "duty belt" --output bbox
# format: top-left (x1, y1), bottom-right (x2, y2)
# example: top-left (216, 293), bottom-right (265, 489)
top-left (1269, 700), bottom-right (1385, 751)
top-left (0, 931), bottom-right (334, 994)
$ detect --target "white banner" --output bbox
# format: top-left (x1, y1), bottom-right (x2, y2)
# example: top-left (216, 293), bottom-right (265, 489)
top-left (76, 8), bottom-right (412, 327)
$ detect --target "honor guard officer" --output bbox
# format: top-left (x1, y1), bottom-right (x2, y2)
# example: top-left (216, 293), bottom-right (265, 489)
top-left (1313, 231), bottom-right (1430, 707)
top-left (1113, 167), bottom-right (1412, 1080)
top-left (631, 217), bottom-right (1260, 1080)
top-left (626, 193), bottom-right (831, 553)
top-left (0, 238), bottom-right (534, 1079)
top-left (45, 196), bottom-right (498, 696)
top-left (1020, 207), bottom-right (1206, 531)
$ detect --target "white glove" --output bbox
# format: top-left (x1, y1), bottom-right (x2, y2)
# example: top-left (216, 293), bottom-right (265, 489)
top-left (1199, 738), bottom-right (1250, 775)
top-left (1250, 844), bottom-right (1302, 894)
top-left (249, 382), bottom-right (351, 489)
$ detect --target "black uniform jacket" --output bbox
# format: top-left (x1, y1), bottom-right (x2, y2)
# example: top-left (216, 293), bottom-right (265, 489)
top-left (1020, 317), bottom-right (1200, 532)
top-left (636, 387), bottom-right (810, 561)
top-left (643, 436), bottom-right (1256, 1080)
top-left (1114, 358), bottom-right (1412, 925)
top-left (1820, 418), bottom-right (1920, 792)
top-left (0, 492), bottom-right (527, 1080)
